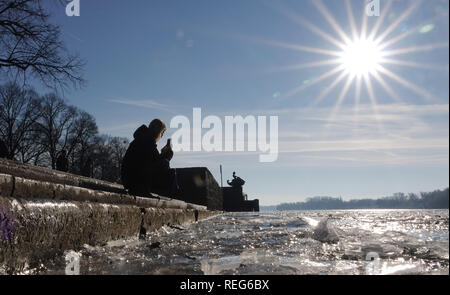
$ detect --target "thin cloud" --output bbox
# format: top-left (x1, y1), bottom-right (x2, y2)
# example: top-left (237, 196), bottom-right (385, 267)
top-left (256, 103), bottom-right (449, 118)
top-left (100, 101), bottom-right (448, 167)
top-left (279, 138), bottom-right (449, 153)
top-left (202, 103), bottom-right (449, 121)
top-left (109, 98), bottom-right (178, 113)
top-left (99, 122), bottom-right (142, 134)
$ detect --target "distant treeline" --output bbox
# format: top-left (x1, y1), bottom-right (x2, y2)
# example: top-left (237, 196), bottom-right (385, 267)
top-left (0, 82), bottom-right (129, 183)
top-left (276, 188), bottom-right (449, 210)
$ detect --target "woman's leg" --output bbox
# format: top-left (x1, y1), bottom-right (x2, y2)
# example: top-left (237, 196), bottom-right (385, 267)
top-left (151, 160), bottom-right (180, 197)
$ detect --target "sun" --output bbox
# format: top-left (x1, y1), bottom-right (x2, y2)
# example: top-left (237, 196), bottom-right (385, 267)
top-left (339, 38), bottom-right (382, 77)
top-left (262, 0), bottom-right (445, 111)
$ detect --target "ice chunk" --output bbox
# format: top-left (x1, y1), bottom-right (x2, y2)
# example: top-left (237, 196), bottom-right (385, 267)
top-left (313, 218), bottom-right (339, 243)
top-left (200, 255), bottom-right (242, 275)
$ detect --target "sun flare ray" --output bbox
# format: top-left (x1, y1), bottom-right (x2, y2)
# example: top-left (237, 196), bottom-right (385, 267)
top-left (360, 2), bottom-right (369, 40)
top-left (276, 6), bottom-right (347, 50)
top-left (372, 71), bottom-right (402, 102)
top-left (382, 43), bottom-right (449, 57)
top-left (377, 65), bottom-right (435, 100)
top-left (364, 74), bottom-right (385, 133)
top-left (311, 0), bottom-right (351, 44)
top-left (353, 75), bottom-right (362, 129)
top-left (377, 16), bottom-right (443, 50)
top-left (368, 0), bottom-right (392, 40)
top-left (380, 58), bottom-right (449, 71)
top-left (344, 0), bottom-right (358, 40)
top-left (284, 66), bottom-right (344, 98)
top-left (374, 1), bottom-right (421, 44)
top-left (310, 70), bottom-right (347, 107)
top-left (263, 39), bottom-right (342, 56)
top-left (326, 75), bottom-right (355, 124)
top-left (354, 75), bottom-right (362, 109)
top-left (267, 59), bottom-right (341, 73)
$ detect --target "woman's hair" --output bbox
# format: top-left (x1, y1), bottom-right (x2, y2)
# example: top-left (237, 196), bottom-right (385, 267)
top-left (148, 119), bottom-right (167, 140)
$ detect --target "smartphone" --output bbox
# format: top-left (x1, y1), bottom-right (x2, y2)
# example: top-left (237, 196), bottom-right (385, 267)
top-left (166, 138), bottom-right (172, 148)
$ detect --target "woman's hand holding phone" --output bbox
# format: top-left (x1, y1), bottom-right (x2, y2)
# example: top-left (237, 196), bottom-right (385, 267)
top-left (161, 138), bottom-right (173, 161)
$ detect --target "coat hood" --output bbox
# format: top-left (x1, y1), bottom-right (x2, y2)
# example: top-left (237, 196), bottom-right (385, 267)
top-left (133, 125), bottom-right (149, 140)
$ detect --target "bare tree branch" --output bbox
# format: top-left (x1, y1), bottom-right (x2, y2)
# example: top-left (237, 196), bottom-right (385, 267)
top-left (0, 0), bottom-right (85, 91)
top-left (0, 81), bottom-right (41, 160)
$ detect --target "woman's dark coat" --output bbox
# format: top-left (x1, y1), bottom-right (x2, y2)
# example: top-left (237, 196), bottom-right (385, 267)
top-left (121, 125), bottom-right (170, 197)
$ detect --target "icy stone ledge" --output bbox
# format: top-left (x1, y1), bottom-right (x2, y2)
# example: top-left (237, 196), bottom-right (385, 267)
top-left (0, 159), bottom-right (221, 274)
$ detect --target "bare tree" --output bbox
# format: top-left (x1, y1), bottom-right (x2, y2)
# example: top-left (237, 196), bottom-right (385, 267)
top-left (69, 110), bottom-right (98, 173)
top-left (17, 126), bottom-right (46, 164)
top-left (105, 136), bottom-right (129, 183)
top-left (0, 82), bottom-right (41, 160)
top-left (91, 135), bottom-right (110, 180)
top-left (88, 135), bottom-right (129, 183)
top-left (0, 0), bottom-right (84, 90)
top-left (35, 93), bottom-right (76, 168)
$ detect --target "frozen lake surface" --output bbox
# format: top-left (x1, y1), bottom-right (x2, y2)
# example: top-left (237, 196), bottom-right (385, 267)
top-left (41, 209), bottom-right (448, 275)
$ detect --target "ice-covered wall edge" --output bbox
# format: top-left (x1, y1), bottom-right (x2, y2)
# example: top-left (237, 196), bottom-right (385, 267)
top-left (0, 159), bottom-right (221, 274)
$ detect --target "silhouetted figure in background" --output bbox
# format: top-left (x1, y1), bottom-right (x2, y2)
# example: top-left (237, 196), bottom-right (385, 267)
top-left (0, 139), bottom-right (7, 159)
top-left (227, 171), bottom-right (245, 188)
top-left (56, 149), bottom-right (69, 172)
top-left (81, 156), bottom-right (93, 177)
top-left (121, 119), bottom-right (178, 198)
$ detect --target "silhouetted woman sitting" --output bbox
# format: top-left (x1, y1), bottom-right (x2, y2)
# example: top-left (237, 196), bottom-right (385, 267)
top-left (121, 119), bottom-right (178, 198)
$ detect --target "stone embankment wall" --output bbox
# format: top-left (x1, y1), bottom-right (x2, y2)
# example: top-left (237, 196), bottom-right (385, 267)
top-left (0, 159), bottom-right (221, 274)
top-left (176, 167), bottom-right (223, 210)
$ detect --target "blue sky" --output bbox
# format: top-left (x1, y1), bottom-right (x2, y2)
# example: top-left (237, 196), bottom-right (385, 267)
top-left (42, 0), bottom-right (448, 205)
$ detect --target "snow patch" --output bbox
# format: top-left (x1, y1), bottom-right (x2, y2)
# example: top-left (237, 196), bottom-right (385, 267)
top-left (25, 202), bottom-right (78, 209)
